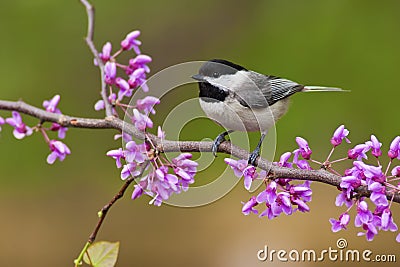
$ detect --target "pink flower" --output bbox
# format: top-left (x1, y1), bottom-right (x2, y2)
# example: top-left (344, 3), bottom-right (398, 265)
top-left (132, 109), bottom-right (153, 131)
top-left (5, 111), bottom-right (33, 139)
top-left (330, 212), bottom-right (350, 232)
top-left (106, 148), bottom-right (124, 168)
top-left (129, 54), bottom-right (152, 73)
top-left (243, 165), bottom-right (258, 190)
top-left (388, 136), bottom-right (400, 159)
top-left (120, 30), bottom-right (141, 54)
top-left (369, 135), bottom-right (382, 157)
top-left (278, 152), bottom-right (292, 168)
top-left (116, 77), bottom-right (133, 100)
top-left (224, 158), bottom-right (247, 177)
top-left (136, 96), bottom-right (160, 115)
top-left (99, 42), bottom-right (112, 62)
top-left (47, 140), bottom-right (71, 164)
top-left (330, 125), bottom-right (350, 147)
top-left (104, 62), bottom-right (117, 84)
top-left (128, 68), bottom-right (149, 92)
top-left (0, 117), bottom-right (5, 131)
top-left (43, 95), bottom-right (61, 114)
top-left (242, 196), bottom-right (258, 215)
top-left (295, 137), bottom-right (312, 160)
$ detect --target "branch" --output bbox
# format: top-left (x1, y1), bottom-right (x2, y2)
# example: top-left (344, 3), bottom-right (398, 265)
top-left (0, 98), bottom-right (399, 204)
top-left (79, 0), bottom-right (113, 117)
top-left (74, 161), bottom-right (149, 266)
top-left (89, 161), bottom-right (149, 243)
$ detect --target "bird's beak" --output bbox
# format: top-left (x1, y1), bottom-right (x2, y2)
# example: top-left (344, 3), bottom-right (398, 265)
top-left (191, 74), bottom-right (205, 81)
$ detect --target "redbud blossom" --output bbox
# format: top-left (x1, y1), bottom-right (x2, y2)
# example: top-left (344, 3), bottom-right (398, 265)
top-left (99, 42), bottom-right (112, 62)
top-left (132, 109), bottom-right (153, 131)
top-left (5, 111), bottom-right (33, 139)
top-left (0, 117), bottom-right (4, 131)
top-left (136, 96), bottom-right (160, 115)
top-left (391, 166), bottom-right (400, 177)
top-left (129, 54), bottom-right (152, 73)
top-left (330, 125), bottom-right (350, 146)
top-left (295, 137), bottom-right (312, 160)
top-left (242, 196), bottom-right (258, 215)
top-left (47, 140), bottom-right (71, 164)
top-left (369, 135), bottom-right (382, 157)
top-left (120, 30), bottom-right (141, 54)
top-left (329, 212), bottom-right (350, 232)
top-left (388, 136), bottom-right (400, 159)
top-left (43, 95), bottom-right (61, 114)
top-left (104, 62), bottom-right (117, 84)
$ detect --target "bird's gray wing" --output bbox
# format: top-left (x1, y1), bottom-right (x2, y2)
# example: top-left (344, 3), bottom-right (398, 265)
top-left (233, 72), bottom-right (304, 108)
top-left (265, 76), bottom-right (304, 106)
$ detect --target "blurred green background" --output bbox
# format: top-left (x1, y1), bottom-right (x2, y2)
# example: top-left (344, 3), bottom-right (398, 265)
top-left (1, 0), bottom-right (400, 266)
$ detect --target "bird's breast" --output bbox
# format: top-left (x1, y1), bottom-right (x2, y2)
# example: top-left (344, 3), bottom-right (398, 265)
top-left (199, 96), bottom-right (289, 132)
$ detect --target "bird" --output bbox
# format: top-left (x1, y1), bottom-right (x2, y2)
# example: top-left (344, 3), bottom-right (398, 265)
top-left (192, 59), bottom-right (345, 166)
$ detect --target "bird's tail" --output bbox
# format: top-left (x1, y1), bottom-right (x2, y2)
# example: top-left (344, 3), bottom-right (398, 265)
top-left (302, 85), bottom-right (349, 92)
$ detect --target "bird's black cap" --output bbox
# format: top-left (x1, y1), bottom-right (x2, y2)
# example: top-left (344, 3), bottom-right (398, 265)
top-left (208, 59), bottom-right (247, 72)
top-left (196, 59), bottom-right (247, 79)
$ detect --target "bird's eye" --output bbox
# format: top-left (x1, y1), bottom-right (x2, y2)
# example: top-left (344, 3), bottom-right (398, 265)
top-left (212, 72), bottom-right (220, 78)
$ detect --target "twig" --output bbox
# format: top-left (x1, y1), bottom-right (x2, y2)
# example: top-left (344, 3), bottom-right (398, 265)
top-left (74, 161), bottom-right (149, 266)
top-left (0, 98), bottom-right (399, 203)
top-left (89, 161), bottom-right (148, 243)
top-left (79, 0), bottom-right (113, 117)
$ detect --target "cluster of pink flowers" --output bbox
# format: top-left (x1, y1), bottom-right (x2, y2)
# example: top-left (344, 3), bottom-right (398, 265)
top-left (225, 125), bottom-right (400, 242)
top-left (97, 30), bottom-right (199, 205)
top-left (94, 31), bottom-right (161, 139)
top-left (226, 154), bottom-right (313, 219)
top-left (329, 129), bottom-right (400, 242)
top-left (107, 127), bottom-right (197, 206)
top-left (94, 31), bottom-right (152, 111)
top-left (42, 95), bottom-right (70, 163)
top-left (0, 95), bottom-right (70, 164)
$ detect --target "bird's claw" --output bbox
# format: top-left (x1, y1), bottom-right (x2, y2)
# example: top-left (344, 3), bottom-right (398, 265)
top-left (212, 133), bottom-right (227, 157)
top-left (248, 147), bottom-right (260, 166)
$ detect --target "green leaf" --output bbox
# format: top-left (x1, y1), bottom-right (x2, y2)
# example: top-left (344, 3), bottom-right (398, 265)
top-left (83, 241), bottom-right (120, 267)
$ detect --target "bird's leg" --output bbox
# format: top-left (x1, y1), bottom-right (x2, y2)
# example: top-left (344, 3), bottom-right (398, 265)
top-left (212, 130), bottom-right (234, 157)
top-left (248, 133), bottom-right (266, 166)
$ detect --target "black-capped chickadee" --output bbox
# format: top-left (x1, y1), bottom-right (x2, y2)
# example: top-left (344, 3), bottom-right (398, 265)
top-left (192, 59), bottom-right (345, 165)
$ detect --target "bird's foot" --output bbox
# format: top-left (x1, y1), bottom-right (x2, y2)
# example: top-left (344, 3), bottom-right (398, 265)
top-left (248, 133), bottom-right (266, 166)
top-left (212, 131), bottom-right (233, 157)
top-left (248, 147), bottom-right (261, 166)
